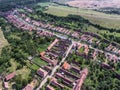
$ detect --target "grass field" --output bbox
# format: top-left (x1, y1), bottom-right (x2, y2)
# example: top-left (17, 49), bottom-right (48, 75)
top-left (33, 57), bottom-right (48, 67)
top-left (0, 28), bottom-right (8, 54)
top-left (37, 2), bottom-right (120, 30)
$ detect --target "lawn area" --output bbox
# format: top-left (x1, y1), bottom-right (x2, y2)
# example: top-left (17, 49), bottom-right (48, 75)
top-left (16, 66), bottom-right (31, 79)
top-left (37, 42), bottom-right (50, 52)
top-left (37, 2), bottom-right (120, 30)
top-left (0, 28), bottom-right (8, 54)
top-left (79, 47), bottom-right (84, 53)
top-left (7, 59), bottom-right (31, 79)
top-left (7, 59), bottom-right (18, 73)
top-left (33, 57), bottom-right (48, 67)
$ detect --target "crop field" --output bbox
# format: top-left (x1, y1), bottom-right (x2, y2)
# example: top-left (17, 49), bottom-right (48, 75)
top-left (0, 28), bottom-right (8, 54)
top-left (37, 2), bottom-right (120, 30)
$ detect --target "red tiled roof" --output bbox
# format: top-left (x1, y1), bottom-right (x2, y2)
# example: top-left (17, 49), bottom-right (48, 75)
top-left (46, 85), bottom-right (55, 90)
top-left (37, 68), bottom-right (48, 78)
top-left (62, 62), bottom-right (70, 70)
top-left (47, 39), bottom-right (59, 50)
top-left (73, 68), bottom-right (88, 90)
top-left (40, 52), bottom-right (45, 57)
top-left (22, 84), bottom-right (33, 90)
top-left (5, 72), bottom-right (16, 81)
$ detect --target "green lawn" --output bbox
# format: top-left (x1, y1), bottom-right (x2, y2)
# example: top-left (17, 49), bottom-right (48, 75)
top-left (79, 47), bottom-right (84, 53)
top-left (37, 43), bottom-right (50, 52)
top-left (0, 28), bottom-right (8, 54)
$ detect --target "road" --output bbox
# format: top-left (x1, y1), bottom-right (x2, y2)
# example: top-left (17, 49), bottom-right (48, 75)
top-left (11, 12), bottom-right (120, 89)
top-left (36, 42), bottom-right (74, 90)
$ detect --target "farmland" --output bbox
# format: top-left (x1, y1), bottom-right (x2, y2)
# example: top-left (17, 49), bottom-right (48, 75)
top-left (37, 2), bottom-right (120, 30)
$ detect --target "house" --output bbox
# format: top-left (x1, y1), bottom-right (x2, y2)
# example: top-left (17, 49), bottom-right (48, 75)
top-left (62, 62), bottom-right (70, 70)
top-left (47, 39), bottom-right (59, 50)
top-left (4, 82), bottom-right (9, 89)
top-left (73, 68), bottom-right (88, 90)
top-left (40, 56), bottom-right (58, 66)
top-left (37, 68), bottom-right (48, 78)
top-left (5, 72), bottom-right (16, 81)
top-left (55, 73), bottom-right (73, 84)
top-left (51, 78), bottom-right (64, 88)
top-left (40, 52), bottom-right (46, 57)
top-left (46, 85), bottom-right (55, 90)
top-left (22, 84), bottom-right (34, 90)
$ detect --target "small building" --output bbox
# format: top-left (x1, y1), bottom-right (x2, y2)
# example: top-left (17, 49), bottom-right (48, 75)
top-left (62, 62), bottom-right (70, 70)
top-left (4, 82), bottom-right (9, 89)
top-left (5, 72), bottom-right (16, 81)
top-left (37, 68), bottom-right (48, 78)
top-left (40, 52), bottom-right (46, 57)
top-left (22, 84), bottom-right (34, 90)
top-left (46, 85), bottom-right (55, 90)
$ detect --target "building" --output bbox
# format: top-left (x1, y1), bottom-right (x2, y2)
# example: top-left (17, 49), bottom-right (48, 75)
top-left (73, 68), bottom-right (88, 90)
top-left (47, 39), bottom-right (59, 50)
top-left (62, 62), bottom-right (70, 70)
top-left (4, 82), bottom-right (9, 89)
top-left (46, 85), bottom-right (55, 90)
top-left (5, 72), bottom-right (16, 81)
top-left (22, 84), bottom-right (34, 90)
top-left (37, 68), bottom-right (48, 78)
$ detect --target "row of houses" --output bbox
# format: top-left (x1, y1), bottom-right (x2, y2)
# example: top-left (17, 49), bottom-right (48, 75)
top-left (6, 13), bottom-right (35, 31)
top-left (76, 42), bottom-right (120, 64)
top-left (37, 30), bottom-right (53, 37)
top-left (105, 44), bottom-right (120, 56)
top-left (46, 61), bottom-right (88, 90)
top-left (14, 11), bottom-right (80, 39)
top-left (6, 10), bottom-right (120, 59)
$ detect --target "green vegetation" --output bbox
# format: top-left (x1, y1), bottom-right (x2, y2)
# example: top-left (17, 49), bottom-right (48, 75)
top-left (22, 7), bottom-right (120, 43)
top-left (67, 53), bottom-right (120, 90)
top-left (0, 28), bottom-right (8, 54)
top-left (79, 47), bottom-right (84, 53)
top-left (41, 2), bottom-right (120, 30)
top-left (33, 57), bottom-right (48, 66)
top-left (0, 0), bottom-right (49, 12)
top-left (96, 7), bottom-right (120, 15)
top-left (0, 17), bottom-right (55, 89)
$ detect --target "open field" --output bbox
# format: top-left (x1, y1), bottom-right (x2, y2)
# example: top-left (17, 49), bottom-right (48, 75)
top-left (37, 3), bottom-right (120, 30)
top-left (66, 0), bottom-right (120, 9)
top-left (0, 28), bottom-right (8, 54)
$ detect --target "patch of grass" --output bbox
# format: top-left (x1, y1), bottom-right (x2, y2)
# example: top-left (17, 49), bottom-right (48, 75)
top-left (16, 66), bottom-right (31, 79)
top-left (0, 28), bottom-right (8, 54)
top-left (7, 59), bottom-right (18, 73)
top-left (37, 43), bottom-right (50, 52)
top-left (79, 47), bottom-right (84, 53)
top-left (33, 57), bottom-right (48, 67)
